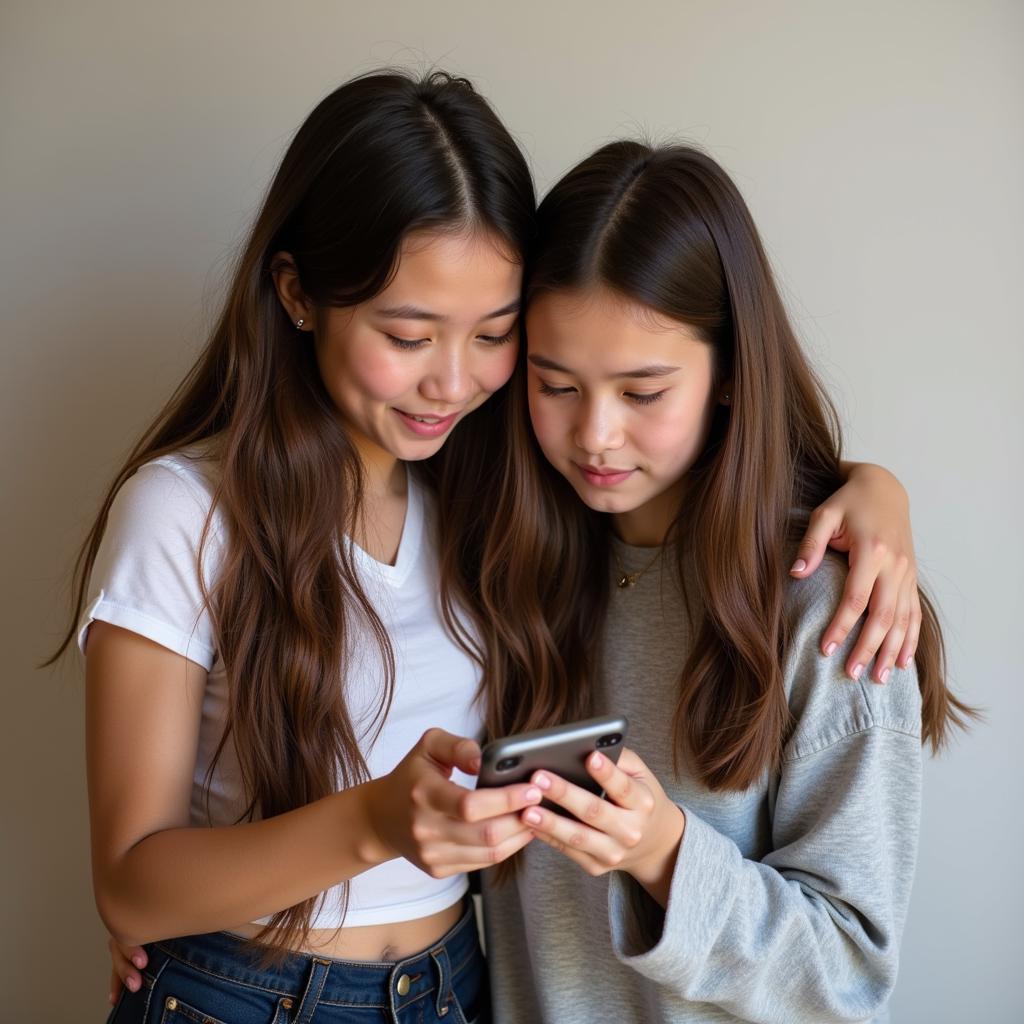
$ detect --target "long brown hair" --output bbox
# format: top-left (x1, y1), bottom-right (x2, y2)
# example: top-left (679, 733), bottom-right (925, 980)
top-left (48, 69), bottom-right (535, 952)
top-left (461, 141), bottom-right (975, 794)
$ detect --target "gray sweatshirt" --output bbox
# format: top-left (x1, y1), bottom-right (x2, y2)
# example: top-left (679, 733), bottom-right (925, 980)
top-left (482, 543), bottom-right (922, 1023)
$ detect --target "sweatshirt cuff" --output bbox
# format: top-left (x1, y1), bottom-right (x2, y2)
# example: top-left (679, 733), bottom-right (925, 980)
top-left (608, 806), bottom-right (741, 981)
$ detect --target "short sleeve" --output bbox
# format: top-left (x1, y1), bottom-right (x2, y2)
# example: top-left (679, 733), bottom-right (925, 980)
top-left (77, 459), bottom-right (224, 670)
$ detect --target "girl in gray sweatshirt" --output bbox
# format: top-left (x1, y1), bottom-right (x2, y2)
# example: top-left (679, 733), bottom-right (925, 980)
top-left (475, 141), bottom-right (974, 1023)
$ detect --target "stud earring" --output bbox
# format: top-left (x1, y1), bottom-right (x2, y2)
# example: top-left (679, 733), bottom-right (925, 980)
top-left (295, 318), bottom-right (305, 329)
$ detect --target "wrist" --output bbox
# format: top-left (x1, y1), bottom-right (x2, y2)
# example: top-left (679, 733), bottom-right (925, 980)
top-left (629, 805), bottom-right (685, 907)
top-left (347, 778), bottom-right (396, 870)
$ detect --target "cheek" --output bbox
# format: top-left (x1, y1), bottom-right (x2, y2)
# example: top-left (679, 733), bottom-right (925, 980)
top-left (640, 399), bottom-right (716, 470)
top-left (527, 392), bottom-right (567, 456)
top-left (474, 344), bottom-right (519, 398)
top-left (321, 342), bottom-right (414, 404)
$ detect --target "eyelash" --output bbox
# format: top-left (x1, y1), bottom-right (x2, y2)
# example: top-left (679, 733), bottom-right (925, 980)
top-left (385, 326), bottom-right (518, 351)
top-left (386, 334), bottom-right (428, 351)
top-left (537, 382), bottom-right (666, 405)
top-left (628, 391), bottom-right (665, 405)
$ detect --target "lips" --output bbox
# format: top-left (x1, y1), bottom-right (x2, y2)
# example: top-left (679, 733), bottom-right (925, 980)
top-left (574, 462), bottom-right (636, 487)
top-left (393, 408), bottom-right (459, 438)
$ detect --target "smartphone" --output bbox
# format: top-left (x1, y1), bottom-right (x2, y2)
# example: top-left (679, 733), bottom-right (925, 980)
top-left (478, 715), bottom-right (628, 815)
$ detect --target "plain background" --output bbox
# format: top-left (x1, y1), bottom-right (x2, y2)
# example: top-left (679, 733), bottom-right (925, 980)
top-left (3, 1), bottom-right (1021, 1020)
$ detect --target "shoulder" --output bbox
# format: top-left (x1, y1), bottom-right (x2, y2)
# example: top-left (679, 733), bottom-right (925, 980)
top-left (109, 443), bottom-right (223, 539)
top-left (781, 554), bottom-right (922, 762)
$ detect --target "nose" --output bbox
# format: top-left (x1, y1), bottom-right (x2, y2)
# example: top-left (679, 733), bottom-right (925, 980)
top-left (574, 395), bottom-right (624, 455)
top-left (420, 343), bottom-right (473, 406)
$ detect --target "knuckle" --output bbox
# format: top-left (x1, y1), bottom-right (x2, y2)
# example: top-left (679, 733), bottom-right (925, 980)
top-left (871, 605), bottom-right (896, 629)
top-left (870, 537), bottom-right (889, 559)
top-left (893, 553), bottom-right (910, 575)
top-left (456, 792), bottom-right (475, 821)
top-left (606, 849), bottom-right (625, 868)
top-left (895, 609), bottom-right (912, 631)
top-left (845, 590), bottom-right (870, 614)
top-left (639, 792), bottom-right (655, 815)
top-left (481, 821), bottom-right (499, 847)
top-left (582, 798), bottom-right (603, 823)
top-left (623, 828), bottom-right (642, 849)
top-left (410, 821), bottom-right (431, 843)
top-left (569, 830), bottom-right (586, 849)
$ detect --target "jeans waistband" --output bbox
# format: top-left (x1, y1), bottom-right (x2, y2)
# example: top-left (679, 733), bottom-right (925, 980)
top-left (149, 900), bottom-right (479, 1009)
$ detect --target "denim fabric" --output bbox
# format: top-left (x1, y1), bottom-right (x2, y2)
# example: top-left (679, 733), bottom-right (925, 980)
top-left (108, 902), bottom-right (487, 1024)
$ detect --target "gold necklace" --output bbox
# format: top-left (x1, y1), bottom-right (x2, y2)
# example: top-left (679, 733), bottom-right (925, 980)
top-left (612, 545), bottom-right (663, 588)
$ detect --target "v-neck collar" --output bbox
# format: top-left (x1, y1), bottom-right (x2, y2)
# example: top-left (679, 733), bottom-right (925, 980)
top-left (346, 469), bottom-right (424, 589)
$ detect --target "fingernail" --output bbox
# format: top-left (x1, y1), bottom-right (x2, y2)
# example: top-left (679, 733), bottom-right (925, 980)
top-left (525, 787), bottom-right (542, 802)
top-left (533, 773), bottom-right (551, 791)
top-left (127, 977), bottom-right (139, 993)
top-left (824, 642), bottom-right (837, 657)
top-left (524, 808), bottom-right (542, 825)
top-left (851, 663), bottom-right (864, 681)
top-left (879, 667), bottom-right (891, 685)
top-left (590, 752), bottom-right (604, 769)
top-left (132, 955), bottom-right (146, 968)
top-left (790, 558), bottom-right (807, 574)
top-left (469, 756), bottom-right (481, 773)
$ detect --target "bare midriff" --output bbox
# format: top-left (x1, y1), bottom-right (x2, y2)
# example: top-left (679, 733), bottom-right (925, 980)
top-left (229, 899), bottom-right (465, 962)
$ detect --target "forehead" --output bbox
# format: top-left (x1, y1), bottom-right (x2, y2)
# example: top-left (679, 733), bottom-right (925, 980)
top-left (526, 286), bottom-right (706, 361)
top-left (375, 229), bottom-right (522, 319)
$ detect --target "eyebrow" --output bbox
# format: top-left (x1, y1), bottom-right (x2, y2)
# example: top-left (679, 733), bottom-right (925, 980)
top-left (374, 299), bottom-right (521, 322)
top-left (527, 354), bottom-right (681, 379)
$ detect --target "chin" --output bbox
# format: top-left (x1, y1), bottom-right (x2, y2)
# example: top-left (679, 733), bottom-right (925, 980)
top-left (569, 485), bottom-right (629, 514)
top-left (396, 440), bottom-right (447, 462)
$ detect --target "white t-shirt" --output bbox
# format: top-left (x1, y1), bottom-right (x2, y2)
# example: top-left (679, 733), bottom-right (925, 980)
top-left (78, 446), bottom-right (484, 927)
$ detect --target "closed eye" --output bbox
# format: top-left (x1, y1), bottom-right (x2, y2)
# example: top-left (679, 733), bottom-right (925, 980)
top-left (626, 391), bottom-right (666, 405)
top-left (537, 381), bottom-right (576, 397)
top-left (386, 333), bottom-right (429, 351)
top-left (478, 324), bottom-right (518, 346)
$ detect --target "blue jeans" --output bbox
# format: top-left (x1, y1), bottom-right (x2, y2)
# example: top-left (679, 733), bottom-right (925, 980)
top-left (107, 902), bottom-right (488, 1024)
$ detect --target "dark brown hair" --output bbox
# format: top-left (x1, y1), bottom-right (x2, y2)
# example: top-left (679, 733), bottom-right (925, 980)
top-left (461, 141), bottom-right (974, 795)
top-left (48, 69), bottom-right (535, 953)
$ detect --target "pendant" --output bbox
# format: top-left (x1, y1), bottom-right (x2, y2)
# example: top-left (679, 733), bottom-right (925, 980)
top-left (617, 573), bottom-right (638, 588)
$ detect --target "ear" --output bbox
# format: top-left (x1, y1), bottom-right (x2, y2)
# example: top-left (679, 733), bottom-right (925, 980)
top-left (271, 252), bottom-right (313, 331)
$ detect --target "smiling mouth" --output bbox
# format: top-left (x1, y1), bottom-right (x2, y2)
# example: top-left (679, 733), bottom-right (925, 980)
top-left (393, 408), bottom-right (460, 437)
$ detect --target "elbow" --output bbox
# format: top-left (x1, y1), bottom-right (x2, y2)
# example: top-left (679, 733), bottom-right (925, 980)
top-left (824, 952), bottom-right (900, 1024)
top-left (93, 871), bottom-right (150, 948)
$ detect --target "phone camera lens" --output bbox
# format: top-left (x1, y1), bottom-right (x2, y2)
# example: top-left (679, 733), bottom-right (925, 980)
top-left (496, 756), bottom-right (522, 771)
top-left (597, 733), bottom-right (622, 749)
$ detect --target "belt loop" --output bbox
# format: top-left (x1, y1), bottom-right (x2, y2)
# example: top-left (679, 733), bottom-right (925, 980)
top-left (293, 957), bottom-right (331, 1024)
top-left (430, 945), bottom-right (453, 1018)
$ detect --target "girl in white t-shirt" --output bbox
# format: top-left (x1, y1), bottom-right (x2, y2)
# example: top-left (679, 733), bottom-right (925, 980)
top-left (84, 76), bottom-right (921, 1023)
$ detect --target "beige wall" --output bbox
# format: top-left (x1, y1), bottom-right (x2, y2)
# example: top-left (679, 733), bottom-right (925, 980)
top-left (3, 1), bottom-right (1021, 1019)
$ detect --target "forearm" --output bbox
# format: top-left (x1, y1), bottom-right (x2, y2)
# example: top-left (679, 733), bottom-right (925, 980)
top-left (95, 779), bottom-right (391, 946)
top-left (608, 728), bottom-right (920, 1022)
